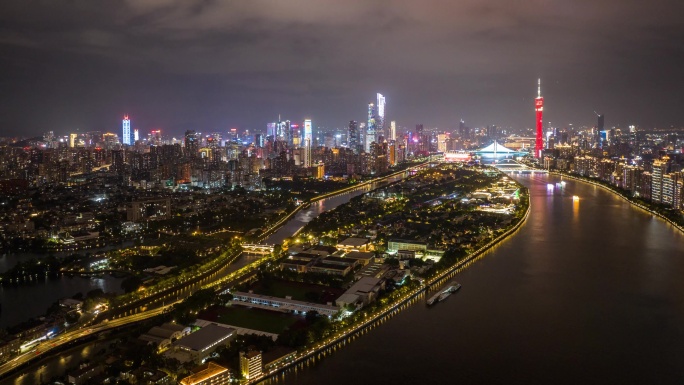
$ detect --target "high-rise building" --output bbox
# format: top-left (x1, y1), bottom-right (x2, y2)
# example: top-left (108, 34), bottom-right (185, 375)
top-left (122, 115), bottom-right (131, 145)
top-left (651, 158), bottom-right (669, 204)
top-left (377, 93), bottom-right (386, 137)
top-left (534, 79), bottom-right (544, 158)
top-left (240, 350), bottom-right (263, 380)
top-left (133, 129), bottom-right (139, 142)
top-left (366, 103), bottom-right (376, 153)
top-left (348, 120), bottom-right (359, 154)
top-left (390, 121), bottom-right (396, 141)
top-left (266, 122), bottom-right (277, 138)
top-left (69, 133), bottom-right (77, 148)
top-left (304, 119), bottom-right (313, 167)
top-left (184, 130), bottom-right (199, 158)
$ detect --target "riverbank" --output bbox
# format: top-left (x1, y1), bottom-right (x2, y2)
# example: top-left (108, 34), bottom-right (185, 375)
top-left (252, 180), bottom-right (531, 384)
top-left (549, 171), bottom-right (684, 234)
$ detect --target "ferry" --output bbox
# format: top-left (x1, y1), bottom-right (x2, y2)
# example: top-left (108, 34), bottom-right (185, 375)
top-left (427, 281), bottom-right (461, 306)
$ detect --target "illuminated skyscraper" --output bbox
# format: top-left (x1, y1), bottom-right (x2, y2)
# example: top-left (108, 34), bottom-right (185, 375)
top-left (304, 119), bottom-right (312, 167)
top-left (133, 129), bottom-right (139, 142)
top-left (534, 79), bottom-right (544, 158)
top-left (366, 103), bottom-right (376, 153)
top-left (122, 115), bottom-right (131, 145)
top-left (348, 120), bottom-right (359, 154)
top-left (377, 93), bottom-right (386, 137)
top-left (390, 121), bottom-right (396, 141)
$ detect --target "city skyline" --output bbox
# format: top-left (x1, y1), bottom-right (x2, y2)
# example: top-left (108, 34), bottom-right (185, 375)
top-left (2, 1), bottom-right (684, 136)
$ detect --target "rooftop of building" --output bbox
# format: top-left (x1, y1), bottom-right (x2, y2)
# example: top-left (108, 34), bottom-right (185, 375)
top-left (179, 362), bottom-right (229, 385)
top-left (175, 324), bottom-right (235, 352)
top-left (337, 237), bottom-right (369, 247)
top-left (388, 238), bottom-right (427, 245)
top-left (232, 291), bottom-right (340, 311)
top-left (280, 259), bottom-right (312, 266)
top-left (321, 256), bottom-right (356, 265)
top-left (344, 251), bottom-right (375, 260)
top-left (346, 276), bottom-right (383, 295)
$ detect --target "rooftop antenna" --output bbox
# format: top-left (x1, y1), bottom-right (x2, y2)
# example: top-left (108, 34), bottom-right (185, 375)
top-left (537, 78), bottom-right (541, 98)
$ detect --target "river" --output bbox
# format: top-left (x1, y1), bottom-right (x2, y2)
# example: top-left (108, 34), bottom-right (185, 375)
top-left (267, 173), bottom-right (684, 385)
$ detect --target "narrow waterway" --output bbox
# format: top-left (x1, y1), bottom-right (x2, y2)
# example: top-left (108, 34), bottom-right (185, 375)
top-left (268, 174), bottom-right (684, 385)
top-left (264, 172), bottom-right (410, 245)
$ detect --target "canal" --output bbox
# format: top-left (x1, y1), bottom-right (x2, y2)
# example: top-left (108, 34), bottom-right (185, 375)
top-left (268, 174), bottom-right (684, 385)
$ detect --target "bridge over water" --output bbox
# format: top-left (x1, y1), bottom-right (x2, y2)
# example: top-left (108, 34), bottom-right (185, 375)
top-left (492, 159), bottom-right (547, 174)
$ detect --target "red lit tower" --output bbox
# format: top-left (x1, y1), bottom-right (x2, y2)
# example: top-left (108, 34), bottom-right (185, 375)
top-left (534, 79), bottom-right (544, 158)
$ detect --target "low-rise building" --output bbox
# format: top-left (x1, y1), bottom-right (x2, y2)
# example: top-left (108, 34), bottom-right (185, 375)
top-left (179, 362), bottom-right (231, 385)
top-left (336, 237), bottom-right (370, 252)
top-left (388, 239), bottom-right (427, 254)
top-left (174, 324), bottom-right (236, 362)
top-left (336, 277), bottom-right (385, 309)
top-left (59, 298), bottom-right (84, 310)
top-left (343, 251), bottom-right (375, 266)
top-left (232, 291), bottom-right (340, 317)
top-left (67, 364), bottom-right (104, 385)
top-left (307, 258), bottom-right (353, 276)
top-left (138, 323), bottom-right (190, 351)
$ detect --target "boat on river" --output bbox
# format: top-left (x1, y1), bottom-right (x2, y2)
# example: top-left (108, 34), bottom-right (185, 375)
top-left (427, 281), bottom-right (461, 306)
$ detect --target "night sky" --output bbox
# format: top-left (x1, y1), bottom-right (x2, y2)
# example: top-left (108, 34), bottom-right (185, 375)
top-left (1, 0), bottom-right (683, 137)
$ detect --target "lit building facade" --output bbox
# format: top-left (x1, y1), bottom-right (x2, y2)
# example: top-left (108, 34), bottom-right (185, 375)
top-left (240, 350), bottom-right (263, 380)
top-left (366, 102), bottom-right (376, 153)
top-left (376, 93), bottom-right (385, 138)
top-left (122, 115), bottom-right (131, 145)
top-left (179, 362), bottom-right (230, 385)
top-left (348, 120), bottom-right (359, 154)
top-left (304, 119), bottom-right (312, 167)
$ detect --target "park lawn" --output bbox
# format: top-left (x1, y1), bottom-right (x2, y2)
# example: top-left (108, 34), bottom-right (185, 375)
top-left (215, 306), bottom-right (298, 334)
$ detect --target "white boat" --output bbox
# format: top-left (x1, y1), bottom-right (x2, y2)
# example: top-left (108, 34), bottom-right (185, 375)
top-left (427, 281), bottom-right (461, 305)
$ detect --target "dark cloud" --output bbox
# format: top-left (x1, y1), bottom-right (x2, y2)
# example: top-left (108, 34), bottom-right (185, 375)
top-left (1, 0), bottom-right (683, 136)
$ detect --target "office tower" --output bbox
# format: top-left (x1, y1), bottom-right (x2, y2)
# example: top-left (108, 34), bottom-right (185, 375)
top-left (122, 115), bottom-right (131, 145)
top-left (366, 103), bottom-right (376, 153)
top-left (69, 133), bottom-right (77, 148)
top-left (304, 119), bottom-right (312, 167)
top-left (133, 129), bottom-right (139, 142)
top-left (267, 122), bottom-right (277, 138)
top-left (534, 79), bottom-right (544, 158)
top-left (348, 120), bottom-right (359, 154)
top-left (254, 134), bottom-right (264, 148)
top-left (377, 93), bottom-right (386, 137)
top-left (184, 130), bottom-right (199, 158)
top-left (390, 121), bottom-right (396, 141)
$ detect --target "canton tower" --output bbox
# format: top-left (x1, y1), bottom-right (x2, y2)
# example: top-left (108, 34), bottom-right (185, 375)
top-left (534, 79), bottom-right (544, 158)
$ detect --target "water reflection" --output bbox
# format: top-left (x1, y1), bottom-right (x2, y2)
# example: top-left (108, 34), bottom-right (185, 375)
top-left (268, 174), bottom-right (684, 385)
